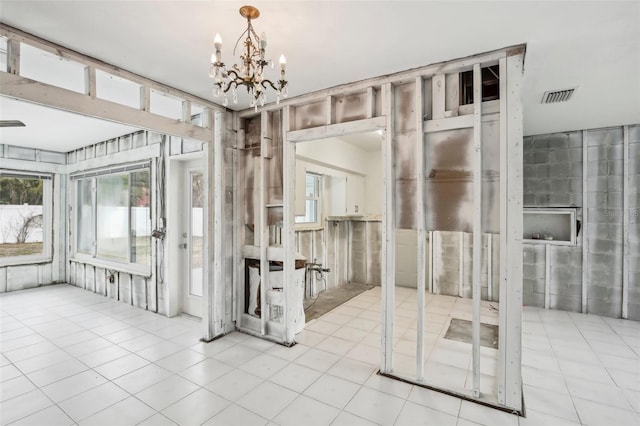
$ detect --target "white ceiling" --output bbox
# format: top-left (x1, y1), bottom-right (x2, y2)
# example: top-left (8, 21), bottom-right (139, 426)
top-left (0, 0), bottom-right (638, 152)
top-left (0, 97), bottom-right (139, 152)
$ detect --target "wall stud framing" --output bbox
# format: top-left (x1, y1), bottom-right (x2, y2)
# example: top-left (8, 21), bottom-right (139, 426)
top-left (471, 63), bottom-right (482, 397)
top-left (622, 126), bottom-right (629, 319)
top-left (283, 106), bottom-right (296, 344)
top-left (582, 130), bottom-right (588, 314)
top-left (415, 76), bottom-right (426, 381)
top-left (380, 82), bottom-right (395, 373)
top-left (545, 244), bottom-right (551, 309)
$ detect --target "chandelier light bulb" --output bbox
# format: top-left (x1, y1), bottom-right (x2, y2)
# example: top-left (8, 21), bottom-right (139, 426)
top-left (260, 32), bottom-right (267, 49)
top-left (279, 54), bottom-right (286, 71)
top-left (214, 34), bottom-right (222, 51)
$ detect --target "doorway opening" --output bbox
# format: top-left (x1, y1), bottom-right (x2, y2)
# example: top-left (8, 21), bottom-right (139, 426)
top-left (293, 130), bottom-right (383, 322)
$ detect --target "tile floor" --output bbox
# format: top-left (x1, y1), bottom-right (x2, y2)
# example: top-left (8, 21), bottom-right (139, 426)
top-left (0, 284), bottom-right (638, 425)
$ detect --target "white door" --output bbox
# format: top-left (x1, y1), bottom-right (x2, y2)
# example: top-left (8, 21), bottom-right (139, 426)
top-left (182, 167), bottom-right (204, 317)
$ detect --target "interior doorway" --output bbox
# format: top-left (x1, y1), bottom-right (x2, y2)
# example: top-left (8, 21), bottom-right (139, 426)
top-left (293, 130), bottom-right (383, 321)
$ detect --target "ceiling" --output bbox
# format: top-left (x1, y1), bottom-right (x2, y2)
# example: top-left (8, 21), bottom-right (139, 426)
top-left (0, 1), bottom-right (638, 152)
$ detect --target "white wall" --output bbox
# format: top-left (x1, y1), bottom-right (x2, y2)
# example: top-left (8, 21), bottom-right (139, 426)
top-left (295, 135), bottom-right (382, 217)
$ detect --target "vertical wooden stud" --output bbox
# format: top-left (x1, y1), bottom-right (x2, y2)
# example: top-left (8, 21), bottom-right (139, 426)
top-left (84, 66), bottom-right (97, 98)
top-left (622, 126), bottom-right (629, 319)
top-left (431, 74), bottom-right (446, 120)
top-left (381, 82), bottom-right (395, 373)
top-left (7, 39), bottom-right (20, 75)
top-left (140, 86), bottom-right (151, 112)
top-left (582, 129), bottom-right (589, 314)
top-left (182, 100), bottom-right (192, 124)
top-left (415, 76), bottom-right (426, 381)
top-left (545, 244), bottom-right (551, 309)
top-left (366, 87), bottom-right (376, 118)
top-left (471, 63), bottom-right (482, 397)
top-left (283, 106), bottom-right (296, 344)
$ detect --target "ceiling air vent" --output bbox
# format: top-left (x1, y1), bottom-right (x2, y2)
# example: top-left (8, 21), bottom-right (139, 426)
top-left (541, 88), bottom-right (575, 104)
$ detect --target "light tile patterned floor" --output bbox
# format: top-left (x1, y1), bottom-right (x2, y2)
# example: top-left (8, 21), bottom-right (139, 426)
top-left (0, 284), bottom-right (638, 425)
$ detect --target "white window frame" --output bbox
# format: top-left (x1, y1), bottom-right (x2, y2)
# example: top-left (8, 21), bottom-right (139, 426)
top-left (0, 170), bottom-right (53, 266)
top-left (295, 172), bottom-right (322, 228)
top-left (71, 162), bottom-right (152, 276)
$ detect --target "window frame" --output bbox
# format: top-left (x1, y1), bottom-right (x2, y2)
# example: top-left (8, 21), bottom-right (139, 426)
top-left (295, 172), bottom-right (322, 228)
top-left (0, 170), bottom-right (53, 267)
top-left (71, 163), bottom-right (152, 276)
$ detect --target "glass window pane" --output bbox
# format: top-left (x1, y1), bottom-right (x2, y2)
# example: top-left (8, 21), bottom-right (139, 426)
top-left (190, 172), bottom-right (204, 297)
top-left (0, 176), bottom-right (44, 257)
top-left (305, 174), bottom-right (316, 197)
top-left (130, 170), bottom-right (151, 266)
top-left (77, 179), bottom-right (94, 254)
top-left (96, 174), bottom-right (129, 262)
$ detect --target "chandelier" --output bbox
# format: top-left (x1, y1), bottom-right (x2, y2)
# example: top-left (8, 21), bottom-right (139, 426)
top-left (210, 5), bottom-right (288, 109)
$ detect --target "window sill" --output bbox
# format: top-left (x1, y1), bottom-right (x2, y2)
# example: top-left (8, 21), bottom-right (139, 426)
top-left (70, 257), bottom-right (151, 278)
top-left (295, 224), bottom-right (323, 232)
top-left (0, 256), bottom-right (53, 268)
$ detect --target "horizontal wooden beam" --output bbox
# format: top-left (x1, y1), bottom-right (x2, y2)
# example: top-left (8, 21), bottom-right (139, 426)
top-left (66, 139), bottom-right (161, 174)
top-left (0, 23), bottom-right (225, 114)
top-left (287, 116), bottom-right (386, 143)
top-left (238, 45), bottom-right (521, 117)
top-left (1, 72), bottom-right (213, 142)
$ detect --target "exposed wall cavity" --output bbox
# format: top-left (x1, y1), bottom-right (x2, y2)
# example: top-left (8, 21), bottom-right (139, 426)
top-left (523, 124), bottom-right (639, 319)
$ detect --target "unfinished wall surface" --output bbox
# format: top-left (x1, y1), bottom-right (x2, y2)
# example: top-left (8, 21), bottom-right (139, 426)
top-left (523, 124), bottom-right (639, 319)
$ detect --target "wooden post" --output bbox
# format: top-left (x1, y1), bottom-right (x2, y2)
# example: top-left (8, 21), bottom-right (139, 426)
top-left (471, 63), bottom-right (482, 397)
top-left (380, 82), bottom-right (395, 373)
top-left (282, 106), bottom-right (296, 344)
top-left (622, 126), bottom-right (629, 319)
top-left (7, 39), bottom-right (19, 75)
top-left (582, 129), bottom-right (589, 314)
top-left (415, 76), bottom-right (426, 381)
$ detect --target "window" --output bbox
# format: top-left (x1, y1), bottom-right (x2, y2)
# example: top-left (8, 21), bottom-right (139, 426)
top-left (0, 171), bottom-right (52, 264)
top-left (295, 173), bottom-right (321, 225)
top-left (74, 165), bottom-right (151, 271)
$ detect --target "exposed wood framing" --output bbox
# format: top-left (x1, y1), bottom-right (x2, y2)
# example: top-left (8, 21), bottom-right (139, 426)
top-left (283, 106), bottom-right (296, 344)
top-left (425, 115), bottom-right (474, 133)
top-left (1, 72), bottom-right (212, 142)
top-left (497, 57), bottom-right (508, 404)
top-left (0, 24), bottom-right (223, 115)
top-left (7, 39), bottom-right (20, 75)
top-left (545, 244), bottom-right (551, 309)
top-left (326, 96), bottom-right (335, 125)
top-left (238, 46), bottom-right (514, 117)
top-left (428, 231), bottom-right (434, 294)
top-left (182, 100), bottom-right (192, 124)
top-left (210, 111), bottom-right (225, 337)
top-left (432, 74), bottom-right (446, 120)
top-left (381, 82), bottom-right (395, 373)
top-left (622, 126), bottom-right (629, 319)
top-left (415, 76), bottom-right (426, 381)
top-left (287, 116), bottom-right (386, 142)
top-left (458, 233), bottom-right (464, 298)
top-left (471, 63), bottom-right (482, 397)
top-left (501, 52), bottom-right (524, 411)
top-left (259, 112), bottom-right (270, 336)
top-left (487, 235), bottom-right (493, 301)
top-left (582, 129), bottom-right (589, 314)
top-left (140, 86), bottom-right (151, 112)
top-left (366, 87), bottom-right (376, 118)
top-left (84, 66), bottom-right (97, 98)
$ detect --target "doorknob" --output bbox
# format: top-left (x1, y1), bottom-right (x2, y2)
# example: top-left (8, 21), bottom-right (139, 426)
top-left (179, 243), bottom-right (188, 249)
